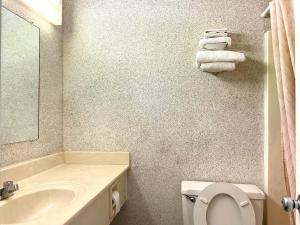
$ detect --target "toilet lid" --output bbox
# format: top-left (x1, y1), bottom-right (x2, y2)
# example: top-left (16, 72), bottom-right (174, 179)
top-left (193, 183), bottom-right (256, 225)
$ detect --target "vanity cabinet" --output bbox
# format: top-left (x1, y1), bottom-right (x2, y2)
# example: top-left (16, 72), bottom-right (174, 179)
top-left (0, 152), bottom-right (130, 225)
top-left (68, 171), bottom-right (128, 225)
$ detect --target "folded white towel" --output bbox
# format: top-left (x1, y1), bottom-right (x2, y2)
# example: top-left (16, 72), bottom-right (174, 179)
top-left (196, 50), bottom-right (246, 64)
top-left (204, 32), bottom-right (228, 38)
top-left (204, 28), bottom-right (228, 38)
top-left (205, 28), bottom-right (228, 34)
top-left (199, 37), bottom-right (232, 50)
top-left (200, 62), bottom-right (236, 73)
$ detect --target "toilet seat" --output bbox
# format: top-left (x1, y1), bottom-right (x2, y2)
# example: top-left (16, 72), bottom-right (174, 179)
top-left (193, 183), bottom-right (256, 225)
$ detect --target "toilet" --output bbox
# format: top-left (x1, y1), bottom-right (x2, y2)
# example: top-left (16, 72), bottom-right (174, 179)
top-left (181, 181), bottom-right (265, 225)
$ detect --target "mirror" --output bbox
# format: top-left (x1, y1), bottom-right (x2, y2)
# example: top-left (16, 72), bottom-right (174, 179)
top-left (1, 7), bottom-right (40, 144)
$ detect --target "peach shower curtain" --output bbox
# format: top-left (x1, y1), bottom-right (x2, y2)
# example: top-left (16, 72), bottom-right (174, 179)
top-left (270, 0), bottom-right (295, 224)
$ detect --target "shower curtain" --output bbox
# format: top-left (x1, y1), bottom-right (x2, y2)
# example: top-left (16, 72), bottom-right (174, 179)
top-left (270, 0), bottom-right (295, 224)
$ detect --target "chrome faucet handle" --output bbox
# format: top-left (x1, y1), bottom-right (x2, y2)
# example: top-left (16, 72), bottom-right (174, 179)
top-left (3, 181), bottom-right (19, 192)
top-left (0, 181), bottom-right (19, 200)
top-left (3, 181), bottom-right (13, 188)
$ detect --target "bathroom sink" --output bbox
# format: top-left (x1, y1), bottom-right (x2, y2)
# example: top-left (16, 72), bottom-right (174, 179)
top-left (0, 189), bottom-right (75, 224)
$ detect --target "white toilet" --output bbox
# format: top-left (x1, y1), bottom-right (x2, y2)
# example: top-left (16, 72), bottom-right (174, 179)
top-left (181, 181), bottom-right (265, 225)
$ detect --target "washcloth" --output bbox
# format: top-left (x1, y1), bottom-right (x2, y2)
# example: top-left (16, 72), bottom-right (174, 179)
top-left (205, 28), bottom-right (228, 34)
top-left (204, 28), bottom-right (228, 38)
top-left (200, 62), bottom-right (236, 73)
top-left (199, 37), bottom-right (232, 50)
top-left (204, 32), bottom-right (228, 38)
top-left (196, 50), bottom-right (246, 64)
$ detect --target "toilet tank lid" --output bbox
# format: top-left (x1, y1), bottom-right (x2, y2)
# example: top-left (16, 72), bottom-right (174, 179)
top-left (181, 181), bottom-right (265, 200)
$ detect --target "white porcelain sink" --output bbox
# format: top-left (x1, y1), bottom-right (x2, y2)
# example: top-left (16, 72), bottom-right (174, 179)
top-left (0, 189), bottom-right (75, 224)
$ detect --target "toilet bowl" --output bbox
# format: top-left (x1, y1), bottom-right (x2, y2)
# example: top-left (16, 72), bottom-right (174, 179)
top-left (181, 181), bottom-right (265, 225)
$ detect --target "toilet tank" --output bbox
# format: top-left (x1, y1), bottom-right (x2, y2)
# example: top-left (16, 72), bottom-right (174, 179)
top-left (181, 181), bottom-right (265, 225)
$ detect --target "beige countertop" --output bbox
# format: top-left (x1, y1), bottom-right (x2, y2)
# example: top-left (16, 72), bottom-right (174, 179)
top-left (0, 152), bottom-right (130, 225)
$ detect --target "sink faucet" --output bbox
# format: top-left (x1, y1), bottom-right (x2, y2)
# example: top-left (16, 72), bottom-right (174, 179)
top-left (0, 181), bottom-right (19, 200)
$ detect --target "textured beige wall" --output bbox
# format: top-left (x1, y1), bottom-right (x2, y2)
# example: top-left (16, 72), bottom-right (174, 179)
top-left (63, 1), bottom-right (266, 225)
top-left (0, 1), bottom-right (63, 167)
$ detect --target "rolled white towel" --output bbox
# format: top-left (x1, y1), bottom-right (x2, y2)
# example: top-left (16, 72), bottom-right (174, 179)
top-left (196, 50), bottom-right (246, 64)
top-left (199, 37), bottom-right (231, 50)
top-left (200, 62), bottom-right (236, 73)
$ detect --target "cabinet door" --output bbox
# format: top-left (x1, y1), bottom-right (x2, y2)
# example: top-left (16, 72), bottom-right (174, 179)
top-left (69, 190), bottom-right (110, 225)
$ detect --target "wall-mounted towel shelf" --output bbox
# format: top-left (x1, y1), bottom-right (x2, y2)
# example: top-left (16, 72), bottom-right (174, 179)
top-left (196, 29), bottom-right (246, 74)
